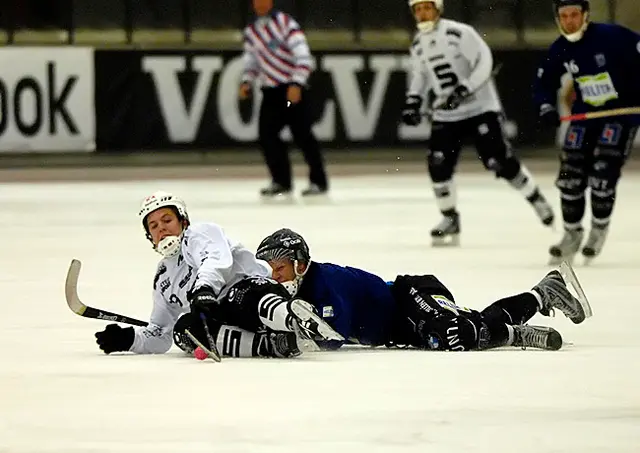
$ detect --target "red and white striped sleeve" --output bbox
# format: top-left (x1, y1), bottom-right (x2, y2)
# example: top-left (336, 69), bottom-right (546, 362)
top-left (279, 12), bottom-right (314, 86)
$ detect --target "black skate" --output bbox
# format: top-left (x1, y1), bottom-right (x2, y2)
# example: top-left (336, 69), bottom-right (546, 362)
top-left (532, 196), bottom-right (554, 226)
top-left (431, 211), bottom-right (460, 247)
top-left (301, 183), bottom-right (328, 197)
top-left (513, 325), bottom-right (563, 350)
top-left (260, 182), bottom-right (293, 200)
top-left (549, 228), bottom-right (583, 265)
top-left (532, 261), bottom-right (593, 324)
top-left (257, 331), bottom-right (303, 358)
top-left (582, 225), bottom-right (609, 264)
top-left (289, 299), bottom-right (344, 342)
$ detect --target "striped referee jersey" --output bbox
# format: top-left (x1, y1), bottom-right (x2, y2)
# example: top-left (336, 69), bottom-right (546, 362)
top-left (242, 10), bottom-right (314, 88)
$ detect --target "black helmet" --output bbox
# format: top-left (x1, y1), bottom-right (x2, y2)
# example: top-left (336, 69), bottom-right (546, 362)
top-left (554, 0), bottom-right (590, 13)
top-left (256, 228), bottom-right (311, 263)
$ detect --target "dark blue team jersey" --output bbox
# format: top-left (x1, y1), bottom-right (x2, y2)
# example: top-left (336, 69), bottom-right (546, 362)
top-left (533, 23), bottom-right (640, 118)
top-left (295, 262), bottom-right (397, 348)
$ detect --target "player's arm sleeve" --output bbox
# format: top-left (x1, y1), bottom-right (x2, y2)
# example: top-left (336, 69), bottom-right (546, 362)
top-left (280, 13), bottom-right (314, 86)
top-left (458, 25), bottom-right (493, 92)
top-left (130, 290), bottom-right (180, 354)
top-left (407, 41), bottom-right (429, 97)
top-left (532, 45), bottom-right (564, 108)
top-left (241, 28), bottom-right (260, 84)
top-left (184, 224), bottom-right (234, 296)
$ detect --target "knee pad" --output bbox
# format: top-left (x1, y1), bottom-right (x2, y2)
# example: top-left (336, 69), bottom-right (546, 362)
top-left (487, 156), bottom-right (520, 180)
top-left (422, 315), bottom-right (481, 351)
top-left (556, 154), bottom-right (588, 194)
top-left (427, 149), bottom-right (455, 182)
top-left (590, 147), bottom-right (623, 193)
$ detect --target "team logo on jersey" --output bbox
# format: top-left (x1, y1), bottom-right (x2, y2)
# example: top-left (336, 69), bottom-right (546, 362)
top-left (565, 126), bottom-right (585, 150)
top-left (599, 123), bottom-right (622, 146)
top-left (576, 72), bottom-right (619, 106)
top-left (594, 53), bottom-right (606, 68)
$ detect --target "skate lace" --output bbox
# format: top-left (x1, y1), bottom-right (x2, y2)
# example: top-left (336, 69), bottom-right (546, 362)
top-left (533, 199), bottom-right (552, 218)
top-left (585, 228), bottom-right (606, 249)
top-left (435, 216), bottom-right (456, 232)
top-left (516, 324), bottom-right (548, 350)
top-left (559, 230), bottom-right (581, 248)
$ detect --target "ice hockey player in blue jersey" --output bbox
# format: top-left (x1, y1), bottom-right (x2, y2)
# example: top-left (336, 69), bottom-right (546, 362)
top-left (533, 0), bottom-right (640, 264)
top-left (256, 228), bottom-right (593, 352)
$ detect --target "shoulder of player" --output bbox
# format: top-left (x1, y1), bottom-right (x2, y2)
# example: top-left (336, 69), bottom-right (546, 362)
top-left (440, 18), bottom-right (475, 39)
top-left (183, 222), bottom-right (225, 241)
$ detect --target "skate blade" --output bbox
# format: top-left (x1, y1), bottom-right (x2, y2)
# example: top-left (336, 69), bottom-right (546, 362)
top-left (260, 193), bottom-right (294, 204)
top-left (432, 234), bottom-right (460, 247)
top-left (185, 329), bottom-right (222, 362)
top-left (290, 299), bottom-right (345, 342)
top-left (300, 193), bottom-right (330, 205)
top-left (558, 261), bottom-right (593, 320)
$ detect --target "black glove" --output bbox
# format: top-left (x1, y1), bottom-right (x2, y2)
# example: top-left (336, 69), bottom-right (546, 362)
top-left (95, 324), bottom-right (134, 354)
top-left (441, 84), bottom-right (471, 110)
top-left (538, 103), bottom-right (560, 128)
top-left (188, 286), bottom-right (220, 318)
top-left (401, 95), bottom-right (423, 126)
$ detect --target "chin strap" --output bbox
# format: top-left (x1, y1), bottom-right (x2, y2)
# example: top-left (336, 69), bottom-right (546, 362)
top-left (281, 260), bottom-right (311, 297)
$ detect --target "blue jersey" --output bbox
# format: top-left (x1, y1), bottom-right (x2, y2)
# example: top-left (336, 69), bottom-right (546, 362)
top-left (296, 262), bottom-right (397, 348)
top-left (533, 23), bottom-right (640, 118)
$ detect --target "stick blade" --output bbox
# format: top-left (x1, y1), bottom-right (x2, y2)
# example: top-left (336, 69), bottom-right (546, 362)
top-left (185, 330), bottom-right (222, 362)
top-left (65, 259), bottom-right (87, 315)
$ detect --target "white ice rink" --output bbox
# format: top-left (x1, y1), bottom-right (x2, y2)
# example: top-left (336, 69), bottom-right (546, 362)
top-left (1, 169), bottom-right (639, 453)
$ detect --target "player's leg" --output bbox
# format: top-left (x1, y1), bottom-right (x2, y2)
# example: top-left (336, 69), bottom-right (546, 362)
top-left (583, 123), bottom-right (639, 262)
top-left (472, 112), bottom-right (554, 226)
top-left (427, 121), bottom-right (464, 246)
top-left (287, 86), bottom-right (329, 196)
top-left (220, 277), bottom-right (343, 343)
top-left (390, 274), bottom-right (564, 351)
top-left (259, 87), bottom-right (293, 197)
top-left (549, 123), bottom-right (598, 263)
top-left (172, 312), bottom-right (301, 358)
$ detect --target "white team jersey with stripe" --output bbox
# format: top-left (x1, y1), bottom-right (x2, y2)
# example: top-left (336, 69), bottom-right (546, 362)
top-left (407, 18), bottom-right (502, 122)
top-left (242, 10), bottom-right (314, 88)
top-left (130, 223), bottom-right (272, 355)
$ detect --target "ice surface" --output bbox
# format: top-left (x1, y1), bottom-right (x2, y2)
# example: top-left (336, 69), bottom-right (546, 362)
top-left (1, 170), bottom-right (639, 453)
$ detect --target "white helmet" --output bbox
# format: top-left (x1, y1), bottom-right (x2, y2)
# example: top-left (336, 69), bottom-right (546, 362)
top-left (138, 191), bottom-right (189, 258)
top-left (408, 0), bottom-right (444, 32)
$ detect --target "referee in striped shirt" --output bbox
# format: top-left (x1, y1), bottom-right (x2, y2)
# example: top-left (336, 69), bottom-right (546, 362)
top-left (239, 0), bottom-right (329, 198)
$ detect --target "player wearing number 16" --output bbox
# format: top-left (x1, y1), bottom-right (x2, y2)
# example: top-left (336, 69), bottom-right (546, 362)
top-left (533, 0), bottom-right (640, 265)
top-left (402, 0), bottom-right (554, 247)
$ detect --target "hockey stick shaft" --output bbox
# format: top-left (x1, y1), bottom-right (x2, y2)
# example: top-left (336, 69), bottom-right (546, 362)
top-left (65, 259), bottom-right (148, 327)
top-left (560, 106), bottom-right (640, 122)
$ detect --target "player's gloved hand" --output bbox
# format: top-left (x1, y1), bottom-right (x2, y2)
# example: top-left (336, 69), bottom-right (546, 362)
top-left (441, 83), bottom-right (471, 110)
top-left (401, 95), bottom-right (423, 126)
top-left (95, 324), bottom-right (134, 354)
top-left (188, 286), bottom-right (221, 318)
top-left (538, 103), bottom-right (560, 128)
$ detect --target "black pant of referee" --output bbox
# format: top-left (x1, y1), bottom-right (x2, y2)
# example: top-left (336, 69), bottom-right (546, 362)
top-left (259, 84), bottom-right (328, 196)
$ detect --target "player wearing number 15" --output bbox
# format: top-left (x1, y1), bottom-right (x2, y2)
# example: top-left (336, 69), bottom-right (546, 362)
top-left (533, 0), bottom-right (640, 264)
top-left (402, 0), bottom-right (554, 247)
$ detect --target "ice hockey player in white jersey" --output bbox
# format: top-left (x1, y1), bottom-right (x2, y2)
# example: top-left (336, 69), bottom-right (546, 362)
top-left (402, 0), bottom-right (555, 246)
top-left (94, 191), bottom-right (343, 358)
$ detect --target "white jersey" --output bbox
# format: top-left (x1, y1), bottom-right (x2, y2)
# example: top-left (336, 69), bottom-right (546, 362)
top-left (407, 18), bottom-right (502, 122)
top-left (130, 223), bottom-right (272, 354)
